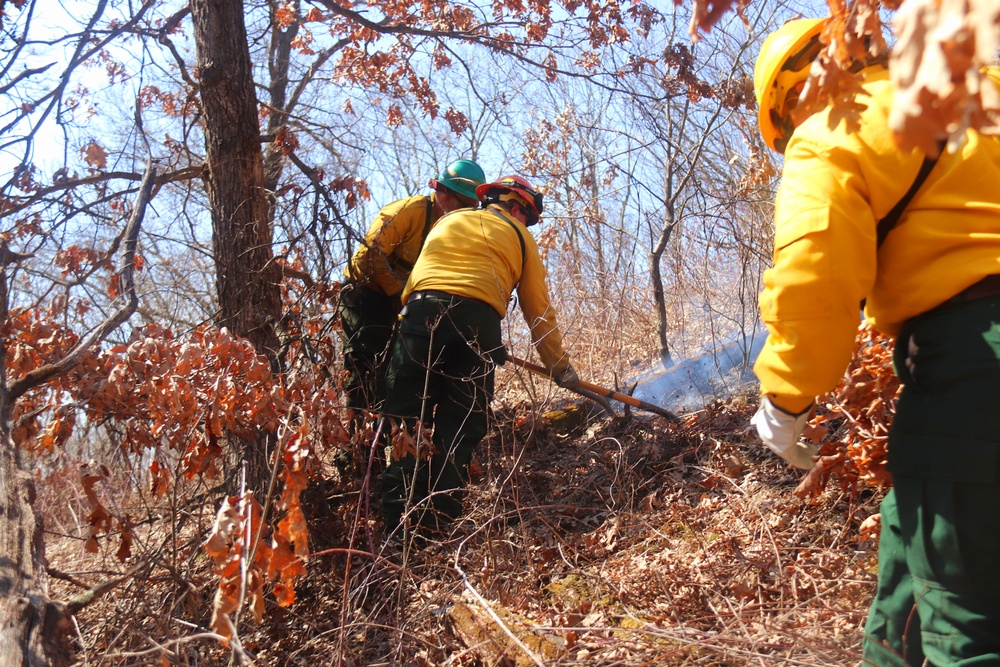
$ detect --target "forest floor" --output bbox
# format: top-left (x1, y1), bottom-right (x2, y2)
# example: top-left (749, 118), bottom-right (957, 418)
top-left (44, 391), bottom-right (883, 666)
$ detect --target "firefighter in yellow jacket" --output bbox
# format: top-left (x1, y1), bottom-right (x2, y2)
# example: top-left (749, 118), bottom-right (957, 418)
top-left (339, 159), bottom-right (485, 414)
top-left (751, 18), bottom-right (1000, 666)
top-left (380, 175), bottom-right (579, 538)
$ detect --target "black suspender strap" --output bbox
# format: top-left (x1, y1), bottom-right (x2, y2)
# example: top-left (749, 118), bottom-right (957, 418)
top-left (875, 143), bottom-right (944, 249)
top-left (483, 208), bottom-right (528, 291)
top-left (496, 215), bottom-right (526, 270)
top-left (420, 196), bottom-right (433, 245)
top-left (861, 141), bottom-right (945, 309)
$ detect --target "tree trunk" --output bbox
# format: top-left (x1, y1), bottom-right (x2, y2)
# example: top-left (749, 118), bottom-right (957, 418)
top-left (263, 0), bottom-right (299, 208)
top-left (0, 422), bottom-right (71, 666)
top-left (191, 0), bottom-right (283, 491)
top-left (651, 201), bottom-right (676, 367)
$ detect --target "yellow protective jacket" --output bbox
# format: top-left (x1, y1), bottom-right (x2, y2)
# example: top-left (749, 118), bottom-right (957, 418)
top-left (345, 193), bottom-right (439, 297)
top-left (402, 203), bottom-right (571, 374)
top-left (755, 66), bottom-right (1000, 412)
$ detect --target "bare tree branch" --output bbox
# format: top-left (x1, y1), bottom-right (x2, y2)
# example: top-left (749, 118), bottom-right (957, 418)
top-left (6, 160), bottom-right (155, 403)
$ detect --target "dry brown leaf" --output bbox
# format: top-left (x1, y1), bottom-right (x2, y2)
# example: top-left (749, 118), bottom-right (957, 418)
top-left (210, 590), bottom-right (237, 642)
top-left (802, 323), bottom-right (898, 496)
top-left (148, 459), bottom-right (170, 498)
top-left (83, 141), bottom-right (108, 170)
top-left (81, 465), bottom-right (114, 553)
top-left (116, 516), bottom-right (134, 562)
top-left (859, 512), bottom-right (882, 540)
top-left (204, 495), bottom-right (242, 561)
top-left (390, 420), bottom-right (437, 461)
top-left (794, 466), bottom-right (826, 498)
top-left (891, 0), bottom-right (1000, 153)
top-left (205, 493), bottom-right (272, 636)
top-left (687, 0), bottom-right (741, 42)
top-left (272, 583), bottom-right (296, 608)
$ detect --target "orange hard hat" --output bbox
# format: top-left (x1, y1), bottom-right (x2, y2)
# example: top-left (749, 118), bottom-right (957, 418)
top-left (475, 175), bottom-right (544, 219)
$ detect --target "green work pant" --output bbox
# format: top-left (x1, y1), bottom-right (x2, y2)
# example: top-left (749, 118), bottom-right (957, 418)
top-left (379, 294), bottom-right (504, 537)
top-left (338, 281), bottom-right (400, 412)
top-left (862, 296), bottom-right (1000, 666)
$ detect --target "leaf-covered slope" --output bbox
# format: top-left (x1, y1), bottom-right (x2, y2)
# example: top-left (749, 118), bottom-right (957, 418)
top-left (242, 397), bottom-right (880, 666)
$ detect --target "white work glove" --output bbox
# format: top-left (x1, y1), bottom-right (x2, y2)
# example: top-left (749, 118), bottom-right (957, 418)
top-left (751, 396), bottom-right (818, 470)
top-left (554, 363), bottom-right (581, 391)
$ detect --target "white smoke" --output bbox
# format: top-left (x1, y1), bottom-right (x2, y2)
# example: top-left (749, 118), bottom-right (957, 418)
top-left (631, 331), bottom-right (768, 413)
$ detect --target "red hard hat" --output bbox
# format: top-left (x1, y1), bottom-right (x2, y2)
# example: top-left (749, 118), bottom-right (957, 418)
top-left (475, 175), bottom-right (544, 217)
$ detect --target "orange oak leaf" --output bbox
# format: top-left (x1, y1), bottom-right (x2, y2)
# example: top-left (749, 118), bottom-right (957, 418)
top-left (116, 516), bottom-right (134, 562)
top-left (81, 465), bottom-right (113, 553)
top-left (83, 141), bottom-right (108, 170)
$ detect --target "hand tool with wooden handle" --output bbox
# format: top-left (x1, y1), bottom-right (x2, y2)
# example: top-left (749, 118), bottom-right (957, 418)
top-left (507, 355), bottom-right (680, 422)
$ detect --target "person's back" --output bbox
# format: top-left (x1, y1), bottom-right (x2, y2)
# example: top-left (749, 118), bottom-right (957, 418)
top-left (406, 206), bottom-right (522, 316)
top-left (405, 201), bottom-right (569, 375)
top-left (778, 65), bottom-right (1000, 332)
top-left (345, 194), bottom-right (435, 299)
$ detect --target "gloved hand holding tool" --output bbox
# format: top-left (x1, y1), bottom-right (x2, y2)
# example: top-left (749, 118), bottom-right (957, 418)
top-left (554, 364), bottom-right (581, 390)
top-left (508, 355), bottom-right (679, 422)
top-left (751, 396), bottom-right (817, 470)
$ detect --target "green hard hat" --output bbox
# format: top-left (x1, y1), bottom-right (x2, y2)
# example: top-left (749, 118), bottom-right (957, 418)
top-left (434, 159), bottom-right (485, 201)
